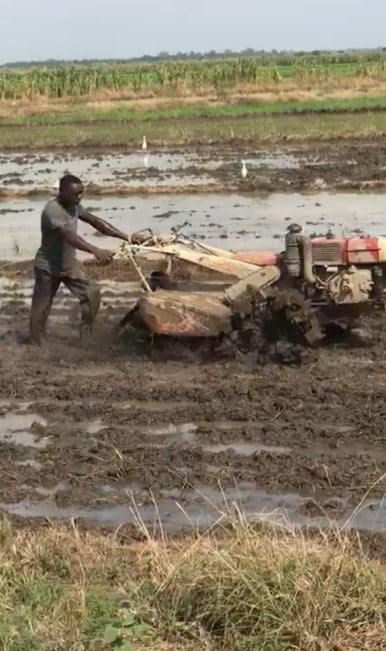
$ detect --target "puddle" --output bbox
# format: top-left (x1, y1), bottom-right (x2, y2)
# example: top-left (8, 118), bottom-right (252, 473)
top-left (143, 423), bottom-right (198, 437)
top-left (0, 486), bottom-right (306, 530)
top-left (143, 423), bottom-right (289, 456)
top-left (1, 192), bottom-right (386, 261)
top-left (0, 400), bottom-right (33, 410)
top-left (3, 485), bottom-right (386, 534)
top-left (0, 151), bottom-right (219, 192)
top-left (0, 413), bottom-right (48, 448)
top-left (34, 481), bottom-right (70, 497)
top-left (87, 419), bottom-right (104, 434)
top-left (202, 442), bottom-right (290, 456)
top-left (245, 154), bottom-right (299, 169)
top-left (92, 484), bottom-right (117, 495)
top-left (142, 423), bottom-right (198, 447)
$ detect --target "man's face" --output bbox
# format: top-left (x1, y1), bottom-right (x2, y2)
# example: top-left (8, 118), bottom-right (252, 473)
top-left (61, 182), bottom-right (84, 206)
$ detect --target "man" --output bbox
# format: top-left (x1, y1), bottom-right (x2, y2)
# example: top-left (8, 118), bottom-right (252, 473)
top-left (30, 173), bottom-right (145, 345)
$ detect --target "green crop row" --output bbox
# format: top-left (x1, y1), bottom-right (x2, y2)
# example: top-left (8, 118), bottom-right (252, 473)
top-left (1, 56), bottom-right (386, 100)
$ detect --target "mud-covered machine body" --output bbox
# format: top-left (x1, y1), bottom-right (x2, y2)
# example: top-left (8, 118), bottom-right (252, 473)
top-left (117, 226), bottom-right (386, 349)
top-left (278, 225), bottom-right (386, 340)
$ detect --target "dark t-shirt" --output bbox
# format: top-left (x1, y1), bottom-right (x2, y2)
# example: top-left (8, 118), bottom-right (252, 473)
top-left (34, 199), bottom-right (86, 278)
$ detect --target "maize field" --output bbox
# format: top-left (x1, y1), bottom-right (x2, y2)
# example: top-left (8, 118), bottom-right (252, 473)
top-left (1, 54), bottom-right (386, 100)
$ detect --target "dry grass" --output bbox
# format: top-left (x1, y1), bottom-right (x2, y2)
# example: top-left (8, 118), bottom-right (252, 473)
top-left (0, 511), bottom-right (385, 650)
top-left (144, 523), bottom-right (386, 650)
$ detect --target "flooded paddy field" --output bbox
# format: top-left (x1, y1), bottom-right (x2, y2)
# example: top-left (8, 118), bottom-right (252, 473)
top-left (0, 191), bottom-right (386, 261)
top-left (1, 136), bottom-right (386, 196)
top-left (0, 154), bottom-right (386, 545)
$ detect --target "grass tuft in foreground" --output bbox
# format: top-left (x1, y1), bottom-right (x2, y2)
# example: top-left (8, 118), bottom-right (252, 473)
top-left (0, 514), bottom-right (385, 650)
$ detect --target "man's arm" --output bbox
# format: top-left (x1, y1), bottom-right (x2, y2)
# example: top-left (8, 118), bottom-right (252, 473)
top-left (60, 226), bottom-right (113, 263)
top-left (43, 202), bottom-right (113, 263)
top-left (79, 211), bottom-right (129, 241)
top-left (80, 210), bottom-right (152, 244)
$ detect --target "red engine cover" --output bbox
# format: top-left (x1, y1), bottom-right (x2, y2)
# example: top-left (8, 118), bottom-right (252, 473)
top-left (347, 237), bottom-right (380, 263)
top-left (311, 236), bottom-right (380, 264)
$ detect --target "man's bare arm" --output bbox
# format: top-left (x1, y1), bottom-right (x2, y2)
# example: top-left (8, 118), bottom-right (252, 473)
top-left (79, 212), bottom-right (129, 241)
top-left (60, 226), bottom-right (113, 263)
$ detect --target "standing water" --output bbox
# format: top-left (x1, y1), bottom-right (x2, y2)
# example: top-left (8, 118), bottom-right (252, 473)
top-left (0, 192), bottom-right (385, 261)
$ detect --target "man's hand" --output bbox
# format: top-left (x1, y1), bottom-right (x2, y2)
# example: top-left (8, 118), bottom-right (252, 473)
top-left (93, 248), bottom-right (114, 264)
top-left (130, 229), bottom-right (153, 245)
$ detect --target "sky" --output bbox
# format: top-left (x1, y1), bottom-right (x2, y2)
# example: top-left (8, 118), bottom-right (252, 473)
top-left (1, 0), bottom-right (386, 64)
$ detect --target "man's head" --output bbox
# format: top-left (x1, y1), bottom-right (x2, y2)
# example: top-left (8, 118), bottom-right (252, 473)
top-left (58, 174), bottom-right (84, 206)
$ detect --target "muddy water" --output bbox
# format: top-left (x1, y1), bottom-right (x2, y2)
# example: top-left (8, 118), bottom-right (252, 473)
top-left (0, 151), bottom-right (217, 190)
top-left (0, 192), bottom-right (386, 261)
top-left (0, 412), bottom-right (48, 448)
top-left (1, 396), bottom-right (384, 535)
top-left (0, 150), bottom-right (301, 192)
top-left (3, 486), bottom-right (386, 534)
top-left (202, 442), bottom-right (290, 455)
top-left (245, 154), bottom-right (299, 169)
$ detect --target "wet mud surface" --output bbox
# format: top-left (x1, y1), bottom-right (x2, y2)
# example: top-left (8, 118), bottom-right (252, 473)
top-left (1, 266), bottom-right (386, 541)
top-left (2, 136), bottom-right (386, 197)
top-left (1, 137), bottom-right (386, 542)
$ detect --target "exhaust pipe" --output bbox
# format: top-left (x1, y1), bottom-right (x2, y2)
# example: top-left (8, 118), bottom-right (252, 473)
top-left (285, 224), bottom-right (315, 283)
top-left (300, 236), bottom-right (316, 283)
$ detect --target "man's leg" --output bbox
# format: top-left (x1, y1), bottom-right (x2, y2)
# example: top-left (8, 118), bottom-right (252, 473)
top-left (29, 269), bottom-right (60, 344)
top-left (63, 277), bottom-right (101, 337)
